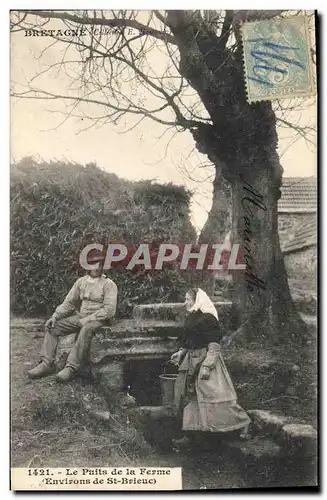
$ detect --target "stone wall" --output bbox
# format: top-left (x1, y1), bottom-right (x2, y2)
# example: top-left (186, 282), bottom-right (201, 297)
top-left (278, 213), bottom-right (315, 246)
top-left (284, 246), bottom-right (317, 284)
top-left (278, 213), bottom-right (316, 288)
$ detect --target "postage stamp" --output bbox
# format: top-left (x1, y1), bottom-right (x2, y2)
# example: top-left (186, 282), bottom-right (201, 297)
top-left (241, 16), bottom-right (316, 103)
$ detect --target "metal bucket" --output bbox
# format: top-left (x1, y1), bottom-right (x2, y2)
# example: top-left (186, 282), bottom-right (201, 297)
top-left (159, 373), bottom-right (178, 406)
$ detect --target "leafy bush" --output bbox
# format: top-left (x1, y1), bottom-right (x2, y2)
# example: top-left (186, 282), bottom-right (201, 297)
top-left (11, 158), bottom-right (197, 317)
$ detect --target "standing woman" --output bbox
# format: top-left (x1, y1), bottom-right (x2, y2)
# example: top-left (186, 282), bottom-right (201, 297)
top-left (171, 288), bottom-right (250, 444)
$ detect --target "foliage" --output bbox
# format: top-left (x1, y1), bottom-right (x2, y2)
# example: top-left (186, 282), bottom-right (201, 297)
top-left (11, 157), bottom-right (196, 317)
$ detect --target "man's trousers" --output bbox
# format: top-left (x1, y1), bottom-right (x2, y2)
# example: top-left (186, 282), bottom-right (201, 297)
top-left (40, 315), bottom-right (103, 371)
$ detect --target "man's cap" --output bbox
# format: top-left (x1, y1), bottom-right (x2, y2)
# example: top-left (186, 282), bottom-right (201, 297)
top-left (87, 248), bottom-right (106, 264)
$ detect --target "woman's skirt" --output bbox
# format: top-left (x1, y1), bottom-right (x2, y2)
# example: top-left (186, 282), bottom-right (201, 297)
top-left (174, 347), bottom-right (251, 433)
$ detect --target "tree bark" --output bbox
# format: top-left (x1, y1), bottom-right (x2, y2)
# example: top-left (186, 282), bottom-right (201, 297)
top-left (166, 10), bottom-right (308, 345)
top-left (199, 164), bottom-right (231, 244)
top-left (230, 156), bottom-right (307, 345)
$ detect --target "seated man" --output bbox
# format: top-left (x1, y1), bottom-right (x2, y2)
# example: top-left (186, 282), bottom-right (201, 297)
top-left (27, 251), bottom-right (117, 383)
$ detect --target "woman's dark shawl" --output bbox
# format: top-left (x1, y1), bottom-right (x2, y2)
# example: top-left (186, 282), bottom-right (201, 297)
top-left (178, 310), bottom-right (222, 349)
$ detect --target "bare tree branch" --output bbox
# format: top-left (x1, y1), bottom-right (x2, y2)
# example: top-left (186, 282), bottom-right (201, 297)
top-left (18, 10), bottom-right (177, 44)
top-left (232, 10), bottom-right (286, 24)
top-left (218, 10), bottom-right (234, 48)
top-left (11, 9), bottom-right (316, 176)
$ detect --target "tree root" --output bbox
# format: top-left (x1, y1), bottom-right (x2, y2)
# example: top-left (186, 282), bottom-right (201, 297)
top-left (222, 311), bottom-right (310, 348)
top-left (221, 323), bottom-right (252, 348)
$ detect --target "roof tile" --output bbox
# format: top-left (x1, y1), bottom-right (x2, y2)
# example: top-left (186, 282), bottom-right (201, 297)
top-left (278, 177), bottom-right (317, 213)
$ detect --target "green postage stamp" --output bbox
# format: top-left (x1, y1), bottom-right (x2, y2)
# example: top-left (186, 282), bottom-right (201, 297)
top-left (241, 16), bottom-right (315, 103)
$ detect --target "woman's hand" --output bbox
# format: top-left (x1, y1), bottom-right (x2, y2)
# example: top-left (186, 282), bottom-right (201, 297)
top-left (200, 366), bottom-right (210, 380)
top-left (220, 335), bottom-right (232, 347)
top-left (171, 351), bottom-right (183, 364)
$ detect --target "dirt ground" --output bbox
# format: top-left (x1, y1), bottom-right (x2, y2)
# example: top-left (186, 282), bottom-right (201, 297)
top-left (10, 316), bottom-right (317, 489)
top-left (11, 324), bottom-right (152, 468)
top-left (11, 319), bottom-right (250, 489)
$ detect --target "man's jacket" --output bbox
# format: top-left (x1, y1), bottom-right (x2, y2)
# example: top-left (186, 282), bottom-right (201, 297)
top-left (54, 274), bottom-right (117, 324)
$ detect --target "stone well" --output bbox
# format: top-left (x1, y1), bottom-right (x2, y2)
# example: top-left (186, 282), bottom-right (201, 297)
top-left (55, 299), bottom-right (313, 409)
top-left (56, 301), bottom-right (234, 398)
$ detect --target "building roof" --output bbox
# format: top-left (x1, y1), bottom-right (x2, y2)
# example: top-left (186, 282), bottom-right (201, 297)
top-left (278, 177), bottom-right (317, 213)
top-left (282, 217), bottom-right (317, 254)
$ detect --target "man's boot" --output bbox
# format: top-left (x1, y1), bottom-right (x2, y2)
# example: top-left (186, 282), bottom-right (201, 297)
top-left (56, 366), bottom-right (76, 383)
top-left (27, 362), bottom-right (54, 379)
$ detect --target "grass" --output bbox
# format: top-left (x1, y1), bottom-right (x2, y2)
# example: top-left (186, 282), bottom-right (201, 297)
top-left (10, 317), bottom-right (250, 489)
top-left (11, 315), bottom-right (317, 472)
top-left (223, 328), bottom-right (317, 426)
top-left (10, 318), bottom-right (152, 467)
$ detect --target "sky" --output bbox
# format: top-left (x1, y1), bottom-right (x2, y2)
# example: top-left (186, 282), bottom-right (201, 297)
top-left (10, 13), bottom-right (317, 233)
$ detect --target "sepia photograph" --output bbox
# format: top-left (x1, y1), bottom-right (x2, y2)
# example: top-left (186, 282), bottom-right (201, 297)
top-left (10, 9), bottom-right (318, 491)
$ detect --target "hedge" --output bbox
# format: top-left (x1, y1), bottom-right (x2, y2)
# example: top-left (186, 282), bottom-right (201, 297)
top-left (11, 158), bottom-right (198, 317)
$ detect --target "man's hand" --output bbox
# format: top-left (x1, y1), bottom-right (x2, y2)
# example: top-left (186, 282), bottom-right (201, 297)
top-left (200, 366), bottom-right (211, 380)
top-left (79, 317), bottom-right (89, 328)
top-left (45, 315), bottom-right (57, 329)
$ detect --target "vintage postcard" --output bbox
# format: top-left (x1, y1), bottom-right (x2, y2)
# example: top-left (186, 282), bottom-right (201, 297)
top-left (10, 9), bottom-right (318, 491)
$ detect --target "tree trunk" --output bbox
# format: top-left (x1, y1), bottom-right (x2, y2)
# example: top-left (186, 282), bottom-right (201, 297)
top-left (166, 10), bottom-right (308, 345)
top-left (230, 157), bottom-right (306, 345)
top-left (199, 164), bottom-right (231, 244)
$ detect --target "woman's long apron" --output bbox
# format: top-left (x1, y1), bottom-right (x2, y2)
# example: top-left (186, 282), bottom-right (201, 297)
top-left (174, 346), bottom-right (251, 432)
